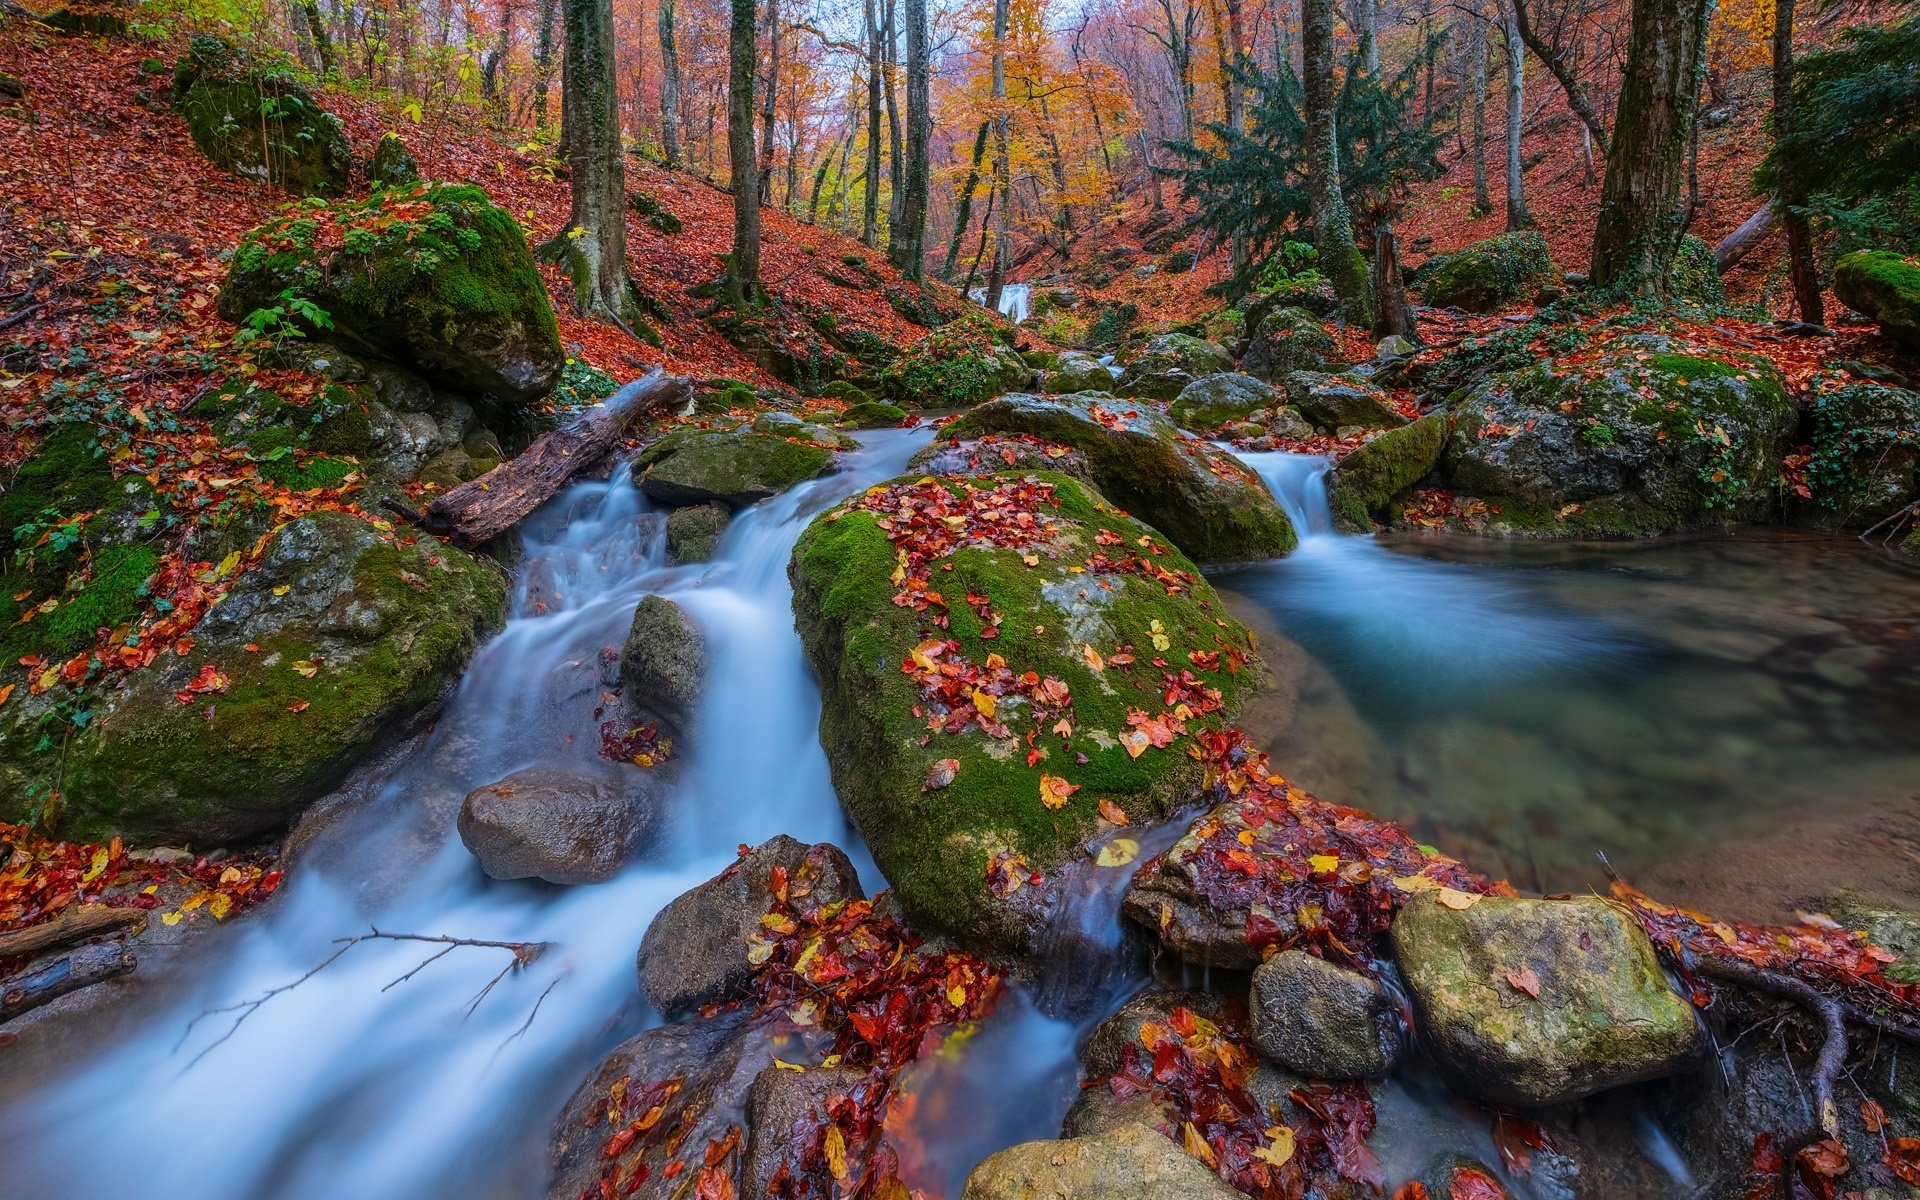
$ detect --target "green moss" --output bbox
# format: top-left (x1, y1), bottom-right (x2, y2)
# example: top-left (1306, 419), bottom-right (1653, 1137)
top-left (879, 312), bottom-right (1027, 407)
top-left (0, 425), bottom-right (118, 536)
top-left (1419, 231), bottom-right (1558, 314)
top-left (170, 35), bottom-right (351, 196)
top-left (1329, 411), bottom-right (1450, 532)
top-left (0, 544), bottom-right (158, 665)
top-left (838, 400), bottom-right (908, 429)
top-left (1833, 250), bottom-right (1920, 350)
top-left (262, 453), bottom-right (356, 491)
top-left (307, 400), bottom-right (379, 458)
top-left (1666, 235), bottom-right (1726, 307)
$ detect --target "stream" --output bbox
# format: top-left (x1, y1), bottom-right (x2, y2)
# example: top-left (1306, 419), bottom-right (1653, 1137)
top-left (3, 433), bottom-right (1919, 1197)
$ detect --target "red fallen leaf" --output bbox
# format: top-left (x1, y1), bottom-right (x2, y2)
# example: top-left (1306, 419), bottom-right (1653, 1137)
top-left (924, 758), bottom-right (959, 790)
top-left (1885, 1137), bottom-right (1920, 1186)
top-left (286, 700), bottom-right (310, 713)
top-left (1492, 1112), bottom-right (1552, 1175)
top-left (1448, 1166), bottom-right (1506, 1200)
top-left (1800, 1138), bottom-right (1848, 1177)
top-left (1506, 964), bottom-right (1541, 998)
top-left (1862, 1097), bottom-right (1887, 1133)
top-left (1098, 798), bottom-right (1129, 826)
top-left (174, 663), bottom-right (229, 705)
top-left (1393, 1185), bottom-right (1433, 1200)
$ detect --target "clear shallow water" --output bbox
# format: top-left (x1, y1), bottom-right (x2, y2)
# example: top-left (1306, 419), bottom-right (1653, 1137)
top-left (1222, 451), bottom-right (1920, 897)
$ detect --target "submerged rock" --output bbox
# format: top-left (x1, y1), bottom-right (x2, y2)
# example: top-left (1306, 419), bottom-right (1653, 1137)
top-left (1328, 411), bottom-right (1451, 532)
top-left (457, 763), bottom-right (668, 884)
top-left (927, 392), bottom-right (1296, 563)
top-left (1250, 950), bottom-right (1404, 1080)
top-left (1833, 250), bottom-right (1920, 351)
top-left (171, 35), bottom-right (352, 196)
top-left (1115, 333), bottom-right (1235, 401)
top-left (959, 1123), bottom-right (1243, 1200)
top-left (634, 836), bottom-right (863, 1016)
top-left (1168, 372), bottom-right (1280, 434)
top-left (635, 429), bottom-right (835, 510)
top-left (1389, 893), bottom-right (1705, 1107)
top-left (665, 503), bottom-right (729, 563)
top-left (620, 595), bottom-right (704, 730)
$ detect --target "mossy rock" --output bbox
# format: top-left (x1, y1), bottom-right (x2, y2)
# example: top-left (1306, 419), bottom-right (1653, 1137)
top-left (1043, 353), bottom-right (1116, 395)
top-left (1440, 333), bottom-right (1797, 535)
top-left (1243, 279), bottom-right (1341, 329)
top-left (218, 183), bottom-right (564, 405)
top-left (1419, 231), bottom-right (1559, 314)
top-left (879, 314), bottom-right (1030, 408)
top-left (43, 6), bottom-right (128, 35)
top-left (1167, 373), bottom-right (1279, 434)
top-left (0, 511), bottom-right (508, 843)
top-left (838, 400), bottom-right (908, 429)
top-left (1329, 411), bottom-right (1451, 532)
top-left (931, 393), bottom-right (1296, 563)
top-left (1834, 250), bottom-right (1920, 351)
top-left (626, 190), bottom-right (683, 235)
top-left (171, 35), bottom-right (352, 196)
top-left (0, 424), bottom-right (130, 537)
top-left (789, 472), bottom-right (1261, 955)
top-left (366, 131), bottom-right (420, 185)
top-left (665, 503), bottom-right (729, 564)
top-left (1240, 306), bottom-right (1339, 384)
top-left (636, 429), bottom-right (835, 510)
top-left (1667, 234), bottom-right (1725, 307)
top-left (621, 595), bottom-right (704, 730)
top-left (1114, 333), bottom-right (1234, 401)
top-left (1798, 382), bottom-right (1920, 530)
top-left (1284, 371), bottom-right (1408, 433)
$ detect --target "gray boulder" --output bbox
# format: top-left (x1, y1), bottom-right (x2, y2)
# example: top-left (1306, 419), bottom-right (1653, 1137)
top-left (635, 835), bottom-right (863, 1016)
top-left (1328, 411), bottom-right (1450, 532)
top-left (1116, 333), bottom-right (1234, 400)
top-left (1285, 371), bottom-right (1408, 432)
top-left (1250, 950), bottom-right (1404, 1080)
top-left (620, 596), bottom-right (704, 730)
top-left (665, 503), bottom-right (729, 563)
top-left (1168, 372), bottom-right (1280, 434)
top-left (458, 764), bottom-right (668, 884)
top-left (960, 1124), bottom-right (1242, 1200)
top-left (636, 429), bottom-right (835, 510)
top-left (741, 1064), bottom-right (865, 1200)
top-left (1241, 307), bottom-right (1340, 384)
top-left (1390, 893), bottom-right (1705, 1107)
top-left (1045, 352), bottom-right (1119, 395)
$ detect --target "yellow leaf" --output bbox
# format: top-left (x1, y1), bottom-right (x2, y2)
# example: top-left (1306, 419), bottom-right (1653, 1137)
top-left (947, 983), bottom-right (967, 1006)
top-left (204, 550), bottom-right (241, 582)
top-left (161, 911), bottom-right (183, 927)
top-left (1020, 553), bottom-right (1039, 566)
top-left (292, 660), bottom-right (320, 678)
top-left (1081, 644), bottom-right (1104, 672)
top-left (1437, 887), bottom-right (1482, 910)
top-left (1119, 729), bottom-right (1150, 758)
top-left (1254, 1126), bottom-right (1296, 1167)
top-left (272, 584), bottom-right (291, 596)
top-left (746, 936), bottom-right (775, 965)
top-left (825, 1126), bottom-right (849, 1181)
top-left (971, 689), bottom-right (996, 719)
top-left (891, 549), bottom-right (909, 586)
top-left (1182, 1123), bottom-right (1219, 1170)
top-left (81, 846), bottom-right (109, 884)
top-left (207, 892), bottom-right (234, 920)
top-left (1149, 619), bottom-right (1170, 651)
top-left (1309, 854), bottom-right (1339, 874)
top-left (772, 1057), bottom-right (806, 1072)
top-left (1096, 838), bottom-right (1139, 868)
top-left (1392, 873), bottom-right (1439, 893)
top-left (1039, 774), bottom-right (1080, 809)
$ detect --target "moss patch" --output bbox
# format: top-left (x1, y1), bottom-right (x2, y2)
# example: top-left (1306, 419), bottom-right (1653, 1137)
top-left (1330, 411), bottom-right (1451, 532)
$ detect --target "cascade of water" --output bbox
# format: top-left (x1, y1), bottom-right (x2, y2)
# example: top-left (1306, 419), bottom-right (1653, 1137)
top-left (966, 282), bottom-right (1031, 324)
top-left (0, 425), bottom-right (935, 1200)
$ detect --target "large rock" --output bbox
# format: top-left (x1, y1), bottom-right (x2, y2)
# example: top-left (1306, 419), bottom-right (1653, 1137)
top-left (1328, 411), bottom-right (1450, 532)
top-left (1418, 231), bottom-right (1559, 313)
top-left (1244, 279), bottom-right (1341, 329)
top-left (1833, 250), bottom-right (1920, 351)
top-left (1441, 332), bottom-right (1797, 534)
top-left (619, 595), bottom-right (704, 729)
top-left (219, 183), bottom-right (564, 405)
top-left (1799, 381), bottom-right (1920, 529)
top-left (665, 503), bottom-right (729, 563)
top-left (1284, 371), bottom-right (1408, 432)
top-left (1250, 950), bottom-right (1404, 1080)
top-left (1115, 333), bottom-right (1234, 400)
top-left (457, 764), bottom-right (668, 884)
top-left (1390, 893), bottom-right (1705, 1107)
top-left (635, 429), bottom-right (835, 510)
top-left (960, 1123), bottom-right (1242, 1200)
top-left (1044, 352), bottom-right (1119, 395)
top-left (926, 393), bottom-right (1296, 563)
top-left (741, 1063), bottom-right (866, 1200)
top-left (1, 511), bottom-right (507, 842)
top-left (881, 312), bottom-right (1031, 407)
top-left (790, 473), bottom-right (1262, 954)
top-left (172, 36), bottom-right (352, 195)
top-left (1241, 306), bottom-right (1340, 384)
top-left (634, 836), bottom-right (863, 1016)
top-left (1168, 372), bottom-right (1280, 434)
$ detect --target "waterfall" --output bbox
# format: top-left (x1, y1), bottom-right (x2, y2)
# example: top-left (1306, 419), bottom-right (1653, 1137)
top-left (967, 282), bottom-right (1031, 323)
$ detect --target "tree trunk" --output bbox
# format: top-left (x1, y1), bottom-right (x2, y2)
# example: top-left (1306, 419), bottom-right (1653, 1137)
top-left (533, 0), bottom-right (559, 130)
top-left (1469, 3), bottom-right (1492, 217)
top-left (941, 121), bottom-right (990, 280)
top-left (1589, 0), bottom-right (1713, 297)
top-left (757, 0), bottom-right (780, 204)
top-left (884, 0), bottom-right (904, 227)
top-left (727, 0), bottom-right (762, 300)
top-left (420, 373), bottom-right (691, 545)
top-left (1349, 0), bottom-right (1379, 73)
top-left (986, 0), bottom-right (1012, 312)
top-left (1512, 0), bottom-right (1609, 154)
top-left (1372, 221), bottom-right (1417, 338)
top-left (1771, 0), bottom-right (1822, 323)
top-left (561, 0), bottom-right (639, 325)
top-left (1213, 0), bottom-right (1249, 275)
top-left (659, 0), bottom-right (683, 167)
top-left (1712, 201), bottom-right (1779, 271)
top-left (1500, 0), bottom-right (1534, 230)
top-left (293, 0), bottom-right (337, 77)
top-left (481, 1), bottom-right (513, 111)
top-left (1, 943), bottom-right (134, 1023)
top-left (890, 0), bottom-right (931, 280)
top-left (1302, 0), bottom-right (1372, 325)
top-left (862, 0), bottom-right (883, 246)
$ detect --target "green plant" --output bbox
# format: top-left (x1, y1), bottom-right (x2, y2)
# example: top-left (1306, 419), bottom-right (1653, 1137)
top-left (1580, 420), bottom-right (1617, 447)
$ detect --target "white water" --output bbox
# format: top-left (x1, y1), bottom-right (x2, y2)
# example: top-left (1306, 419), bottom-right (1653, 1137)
top-left (968, 282), bottom-right (1031, 324)
top-left (0, 409), bottom-right (936, 1200)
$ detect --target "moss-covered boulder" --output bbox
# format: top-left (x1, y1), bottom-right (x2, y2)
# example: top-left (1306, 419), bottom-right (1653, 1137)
top-left (926, 393), bottom-right (1296, 563)
top-left (218, 183), bottom-right (564, 405)
top-left (620, 595), bottom-right (704, 730)
top-left (1244, 279), bottom-right (1341, 329)
top-left (1799, 382), bottom-right (1920, 529)
top-left (837, 400), bottom-right (908, 429)
top-left (366, 131), bottom-right (420, 185)
top-left (665, 503), bottom-right (729, 563)
top-left (171, 35), bottom-right (352, 196)
top-left (1283, 371), bottom-right (1408, 432)
top-left (790, 473), bottom-right (1261, 954)
top-left (1418, 231), bottom-right (1559, 313)
top-left (1044, 352), bottom-right (1118, 395)
top-left (1115, 334), bottom-right (1235, 401)
top-left (0, 511), bottom-right (507, 842)
top-left (1240, 306), bottom-right (1340, 384)
top-left (1667, 234), bottom-right (1726, 307)
top-left (635, 429), bottom-right (835, 510)
top-left (1390, 893), bottom-right (1706, 1107)
top-left (1167, 372), bottom-right (1279, 433)
top-left (1834, 250), bottom-right (1920, 351)
top-left (1440, 333), bottom-right (1796, 535)
top-left (879, 313), bottom-right (1030, 407)
top-left (1329, 411), bottom-right (1451, 532)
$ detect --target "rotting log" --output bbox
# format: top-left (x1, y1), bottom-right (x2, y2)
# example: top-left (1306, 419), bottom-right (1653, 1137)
top-left (1, 942), bottom-right (136, 1023)
top-left (1713, 202), bottom-right (1780, 271)
top-left (0, 904), bottom-right (145, 960)
top-left (413, 370), bottom-right (691, 547)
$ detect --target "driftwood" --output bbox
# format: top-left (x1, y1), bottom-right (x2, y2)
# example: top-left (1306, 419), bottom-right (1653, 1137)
top-left (1, 942), bottom-right (136, 1023)
top-left (0, 904), bottom-right (145, 960)
top-left (1713, 202), bottom-right (1780, 271)
top-left (417, 370), bottom-right (691, 546)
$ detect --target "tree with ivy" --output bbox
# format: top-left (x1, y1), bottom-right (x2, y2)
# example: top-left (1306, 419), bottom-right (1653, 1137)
top-left (1165, 36), bottom-right (1444, 301)
top-left (559, 0), bottom-right (641, 328)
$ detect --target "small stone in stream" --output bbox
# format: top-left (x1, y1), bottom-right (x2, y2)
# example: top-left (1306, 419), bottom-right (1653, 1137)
top-left (1250, 949), bottom-right (1404, 1080)
top-left (959, 1123), bottom-right (1244, 1200)
top-left (665, 502), bottom-right (729, 563)
top-left (1390, 893), bottom-right (1706, 1107)
top-left (619, 595), bottom-right (705, 730)
top-left (742, 1063), bottom-right (865, 1199)
top-left (635, 835), bottom-right (863, 1017)
top-left (457, 764), bottom-right (668, 885)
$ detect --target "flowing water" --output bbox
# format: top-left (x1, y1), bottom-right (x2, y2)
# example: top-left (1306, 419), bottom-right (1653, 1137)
top-left (967, 282), bottom-right (1031, 324)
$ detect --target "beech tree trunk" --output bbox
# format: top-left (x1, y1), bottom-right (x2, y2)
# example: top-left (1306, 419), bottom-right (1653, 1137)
top-left (727, 0), bottom-right (762, 299)
top-left (986, 0), bottom-right (1012, 311)
top-left (1469, 2), bottom-right (1491, 216)
top-left (658, 0), bottom-right (682, 167)
top-left (941, 122), bottom-right (990, 280)
top-left (884, 0), bottom-right (904, 227)
top-left (757, 0), bottom-right (780, 204)
top-left (561, 0), bottom-right (638, 325)
top-left (533, 0), bottom-right (559, 130)
top-left (890, 0), bottom-right (931, 280)
top-left (1512, 0), bottom-right (1610, 154)
top-left (862, 0), bottom-right (883, 246)
top-left (1500, 0), bottom-right (1534, 230)
top-left (1302, 0), bottom-right (1372, 325)
top-left (1712, 201), bottom-right (1779, 271)
top-left (1589, 0), bottom-right (1713, 297)
top-left (1771, 0), bottom-right (1822, 324)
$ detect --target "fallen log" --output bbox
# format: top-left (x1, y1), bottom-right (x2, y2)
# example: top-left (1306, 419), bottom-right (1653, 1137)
top-left (0, 904), bottom-right (146, 960)
top-left (420, 370), bottom-right (691, 547)
top-left (1, 942), bottom-right (136, 1023)
top-left (1713, 201), bottom-right (1780, 271)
